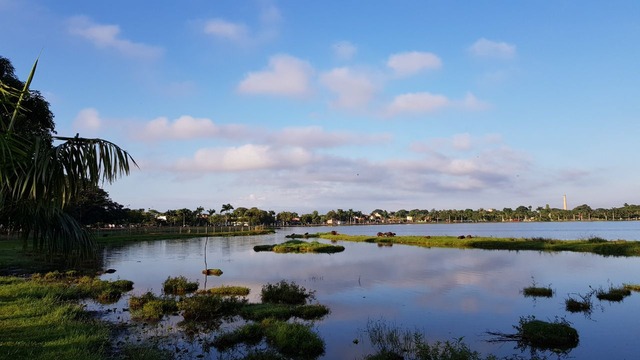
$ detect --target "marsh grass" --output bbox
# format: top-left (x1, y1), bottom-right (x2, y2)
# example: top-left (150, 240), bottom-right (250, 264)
top-left (261, 280), bottom-right (315, 305)
top-left (623, 283), bottom-right (640, 292)
top-left (364, 319), bottom-right (496, 360)
top-left (565, 290), bottom-right (594, 314)
top-left (319, 233), bottom-right (640, 257)
top-left (522, 277), bottom-right (553, 298)
top-left (0, 275), bottom-right (155, 360)
top-left (202, 268), bottom-right (223, 276)
top-left (212, 320), bottom-right (325, 359)
top-left (178, 294), bottom-right (246, 322)
top-left (205, 285), bottom-right (250, 296)
top-left (254, 240), bottom-right (345, 254)
top-left (128, 292), bottom-right (178, 321)
top-left (596, 285), bottom-right (632, 302)
top-left (241, 303), bottom-right (330, 322)
top-left (162, 275), bottom-right (199, 295)
top-left (515, 316), bottom-right (579, 350)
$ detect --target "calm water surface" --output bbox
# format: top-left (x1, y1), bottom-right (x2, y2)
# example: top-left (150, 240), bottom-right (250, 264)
top-left (97, 222), bottom-right (640, 359)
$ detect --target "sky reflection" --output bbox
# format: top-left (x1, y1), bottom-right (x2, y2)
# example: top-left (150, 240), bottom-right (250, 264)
top-left (98, 225), bottom-right (640, 359)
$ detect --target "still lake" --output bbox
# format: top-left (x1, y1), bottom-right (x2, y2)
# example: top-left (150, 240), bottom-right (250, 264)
top-left (98, 222), bottom-right (640, 359)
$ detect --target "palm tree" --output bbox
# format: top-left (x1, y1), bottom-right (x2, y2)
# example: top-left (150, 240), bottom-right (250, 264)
top-left (1, 57), bottom-right (135, 259)
top-left (221, 203), bottom-right (234, 225)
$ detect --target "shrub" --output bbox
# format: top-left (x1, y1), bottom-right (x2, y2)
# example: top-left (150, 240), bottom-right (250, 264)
top-left (129, 293), bottom-right (178, 321)
top-left (261, 280), bottom-right (314, 305)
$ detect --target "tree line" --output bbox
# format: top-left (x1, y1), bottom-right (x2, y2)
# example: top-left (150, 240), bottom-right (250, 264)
top-left (67, 186), bottom-right (640, 228)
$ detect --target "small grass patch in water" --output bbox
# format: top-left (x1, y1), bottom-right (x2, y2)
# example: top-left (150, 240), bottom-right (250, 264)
top-left (212, 320), bottom-right (325, 359)
top-left (565, 290), bottom-right (594, 314)
top-left (178, 293), bottom-right (247, 322)
top-left (253, 240), bottom-right (345, 254)
top-left (522, 277), bottom-right (553, 298)
top-left (261, 280), bottom-right (315, 305)
top-left (241, 303), bottom-right (330, 322)
top-left (364, 319), bottom-right (495, 360)
top-left (162, 275), bottom-right (199, 295)
top-left (205, 285), bottom-right (250, 296)
top-left (623, 283), bottom-right (640, 292)
top-left (263, 320), bottom-right (325, 359)
top-left (596, 285), bottom-right (632, 302)
top-left (202, 268), bottom-right (224, 276)
top-left (128, 292), bottom-right (178, 321)
top-left (516, 316), bottom-right (579, 350)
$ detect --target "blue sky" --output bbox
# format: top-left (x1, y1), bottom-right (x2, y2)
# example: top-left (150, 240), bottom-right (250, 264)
top-left (2, 0), bottom-right (639, 214)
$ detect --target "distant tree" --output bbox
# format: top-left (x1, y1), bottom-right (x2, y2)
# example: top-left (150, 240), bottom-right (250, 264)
top-left (65, 184), bottom-right (126, 226)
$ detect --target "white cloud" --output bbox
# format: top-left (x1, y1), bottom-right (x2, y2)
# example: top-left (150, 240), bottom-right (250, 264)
top-left (452, 133), bottom-right (472, 150)
top-left (385, 92), bottom-right (450, 116)
top-left (332, 41), bottom-right (357, 61)
top-left (73, 108), bottom-right (102, 132)
top-left (460, 92), bottom-right (491, 111)
top-left (176, 144), bottom-right (313, 172)
top-left (237, 54), bottom-right (313, 97)
top-left (468, 38), bottom-right (516, 59)
top-left (203, 4), bottom-right (282, 45)
top-left (68, 16), bottom-right (163, 59)
top-left (203, 19), bottom-right (249, 42)
top-left (139, 115), bottom-right (220, 141)
top-left (387, 51), bottom-right (442, 76)
top-left (269, 126), bottom-right (391, 148)
top-left (320, 67), bottom-right (378, 109)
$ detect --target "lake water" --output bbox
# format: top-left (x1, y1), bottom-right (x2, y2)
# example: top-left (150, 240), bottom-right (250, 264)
top-left (97, 222), bottom-right (640, 359)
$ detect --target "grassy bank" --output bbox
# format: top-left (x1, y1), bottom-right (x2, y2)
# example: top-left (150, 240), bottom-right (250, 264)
top-left (95, 227), bottom-right (275, 246)
top-left (318, 233), bottom-right (640, 256)
top-left (0, 276), bottom-right (170, 360)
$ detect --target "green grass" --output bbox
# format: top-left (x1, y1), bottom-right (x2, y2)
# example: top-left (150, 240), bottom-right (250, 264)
top-left (596, 285), bottom-right (632, 302)
top-left (261, 280), bottom-right (315, 305)
top-left (253, 240), bottom-right (345, 254)
top-left (0, 276), bottom-right (170, 360)
top-left (241, 303), bottom-right (330, 322)
top-left (318, 233), bottom-right (640, 257)
top-left (364, 319), bottom-right (497, 360)
top-left (162, 275), bottom-right (199, 295)
top-left (128, 292), bottom-right (178, 321)
top-left (205, 285), bottom-right (250, 296)
top-left (516, 317), bottom-right (579, 350)
top-left (623, 283), bottom-right (640, 292)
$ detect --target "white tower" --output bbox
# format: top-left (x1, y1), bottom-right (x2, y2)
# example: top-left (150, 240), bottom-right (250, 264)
top-left (563, 195), bottom-right (567, 210)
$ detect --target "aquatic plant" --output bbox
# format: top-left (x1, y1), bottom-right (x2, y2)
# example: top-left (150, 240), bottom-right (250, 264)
top-left (515, 316), bottom-right (579, 350)
top-left (565, 290), bottom-right (594, 314)
top-left (364, 319), bottom-right (496, 360)
top-left (206, 285), bottom-right (250, 296)
top-left (254, 240), bottom-right (345, 254)
top-left (596, 284), bottom-right (632, 302)
top-left (261, 280), bottom-right (315, 305)
top-left (162, 275), bottom-right (199, 295)
top-left (623, 283), bottom-right (640, 292)
top-left (128, 292), bottom-right (178, 321)
top-left (522, 277), bottom-right (553, 298)
top-left (202, 268), bottom-right (224, 276)
top-left (178, 293), bottom-right (246, 322)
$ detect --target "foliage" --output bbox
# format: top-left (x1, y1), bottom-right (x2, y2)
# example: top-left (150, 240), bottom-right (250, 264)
top-left (263, 320), bottom-right (325, 359)
top-left (261, 280), bottom-right (315, 305)
top-left (254, 240), bottom-right (345, 254)
top-left (241, 303), bottom-right (330, 322)
top-left (522, 277), bottom-right (553, 298)
top-left (205, 285), bottom-right (250, 296)
top-left (565, 290), bottom-right (594, 314)
top-left (623, 283), bottom-right (640, 292)
top-left (128, 292), bottom-right (178, 321)
top-left (364, 319), bottom-right (496, 360)
top-left (1, 56), bottom-right (135, 259)
top-left (177, 293), bottom-right (246, 322)
top-left (162, 275), bottom-right (199, 295)
top-left (320, 233), bottom-right (640, 257)
top-left (596, 284), bottom-right (632, 302)
top-left (515, 316), bottom-right (579, 351)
